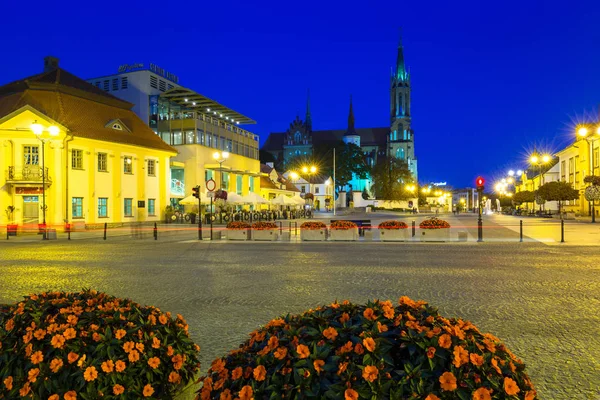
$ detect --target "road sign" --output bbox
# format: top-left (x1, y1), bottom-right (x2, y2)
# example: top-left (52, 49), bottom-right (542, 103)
top-left (206, 178), bottom-right (216, 192)
top-left (207, 192), bottom-right (216, 198)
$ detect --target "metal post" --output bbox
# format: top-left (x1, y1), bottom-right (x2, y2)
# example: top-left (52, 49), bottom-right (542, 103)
top-left (103, 223), bottom-right (107, 240)
top-left (41, 139), bottom-right (48, 240)
top-left (477, 188), bottom-right (483, 242)
top-left (198, 191), bottom-right (202, 240)
top-left (67, 224), bottom-right (71, 240)
top-left (279, 221), bottom-right (282, 235)
top-left (210, 196), bottom-right (213, 240)
top-left (154, 222), bottom-right (157, 240)
top-left (519, 220), bottom-right (523, 242)
top-left (412, 220), bottom-right (415, 237)
top-left (561, 219), bottom-right (565, 243)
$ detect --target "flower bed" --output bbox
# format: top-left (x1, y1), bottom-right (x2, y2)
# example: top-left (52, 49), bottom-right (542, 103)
top-left (419, 218), bottom-right (451, 241)
top-left (379, 220), bottom-right (410, 241)
top-left (419, 217), bottom-right (451, 229)
top-left (330, 220), bottom-right (357, 230)
top-left (227, 221), bottom-right (251, 230)
top-left (300, 221), bottom-right (327, 230)
top-left (199, 297), bottom-right (537, 400)
top-left (251, 221), bottom-right (277, 230)
top-left (252, 221), bottom-right (278, 241)
top-left (227, 221), bottom-right (251, 240)
top-left (300, 221), bottom-right (327, 241)
top-left (0, 290), bottom-right (200, 399)
top-left (378, 220), bottom-right (409, 230)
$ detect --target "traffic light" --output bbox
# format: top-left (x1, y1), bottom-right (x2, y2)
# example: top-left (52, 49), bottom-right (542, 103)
top-left (192, 186), bottom-right (200, 199)
top-left (476, 176), bottom-right (485, 192)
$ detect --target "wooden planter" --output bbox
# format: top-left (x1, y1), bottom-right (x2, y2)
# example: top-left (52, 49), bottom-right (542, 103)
top-left (419, 228), bottom-right (451, 242)
top-left (379, 228), bottom-right (410, 241)
top-left (301, 229), bottom-right (327, 241)
top-left (252, 229), bottom-right (278, 241)
top-left (227, 229), bottom-right (250, 240)
top-left (329, 228), bottom-right (359, 241)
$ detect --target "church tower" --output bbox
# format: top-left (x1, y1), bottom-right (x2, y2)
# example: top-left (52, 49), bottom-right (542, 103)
top-left (389, 32), bottom-right (417, 181)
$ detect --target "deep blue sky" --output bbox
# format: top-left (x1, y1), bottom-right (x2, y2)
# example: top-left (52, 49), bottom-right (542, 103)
top-left (2, 0), bottom-right (600, 187)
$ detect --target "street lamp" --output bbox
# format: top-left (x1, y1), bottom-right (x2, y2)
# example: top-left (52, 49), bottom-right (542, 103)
top-left (577, 124), bottom-right (600, 222)
top-left (31, 121), bottom-right (60, 239)
top-left (300, 165), bottom-right (318, 196)
top-left (529, 152), bottom-right (551, 212)
top-left (212, 151), bottom-right (229, 190)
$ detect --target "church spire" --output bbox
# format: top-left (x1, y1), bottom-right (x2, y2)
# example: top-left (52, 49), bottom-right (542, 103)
top-left (395, 28), bottom-right (408, 82)
top-left (347, 95), bottom-right (355, 133)
top-left (305, 89), bottom-right (312, 131)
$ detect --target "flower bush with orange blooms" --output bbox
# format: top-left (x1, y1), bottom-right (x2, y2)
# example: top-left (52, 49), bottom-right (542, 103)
top-left (251, 221), bottom-right (278, 230)
top-left (198, 297), bottom-right (537, 400)
top-left (419, 217), bottom-right (451, 229)
top-left (0, 290), bottom-right (200, 399)
top-left (300, 221), bottom-right (327, 230)
top-left (330, 220), bottom-right (358, 230)
top-left (378, 220), bottom-right (409, 230)
top-left (226, 221), bottom-right (251, 230)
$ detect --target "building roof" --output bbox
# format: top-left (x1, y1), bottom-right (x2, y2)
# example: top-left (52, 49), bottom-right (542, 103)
top-left (0, 67), bottom-right (176, 153)
top-left (259, 163), bottom-right (299, 192)
top-left (262, 127), bottom-right (390, 151)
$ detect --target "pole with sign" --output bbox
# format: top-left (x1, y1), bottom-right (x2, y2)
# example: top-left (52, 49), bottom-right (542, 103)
top-left (192, 186), bottom-right (202, 240)
top-left (476, 176), bottom-right (485, 242)
top-left (206, 178), bottom-right (216, 240)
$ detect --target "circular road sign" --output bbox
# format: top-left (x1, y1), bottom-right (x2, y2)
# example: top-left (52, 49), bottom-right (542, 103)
top-left (206, 178), bottom-right (217, 192)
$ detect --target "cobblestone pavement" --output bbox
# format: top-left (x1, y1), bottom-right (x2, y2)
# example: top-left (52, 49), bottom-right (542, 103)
top-left (0, 241), bottom-right (599, 399)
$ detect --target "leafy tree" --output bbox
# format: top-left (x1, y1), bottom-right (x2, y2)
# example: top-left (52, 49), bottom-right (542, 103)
top-left (537, 181), bottom-right (579, 215)
top-left (512, 190), bottom-right (535, 205)
top-left (370, 156), bottom-right (413, 200)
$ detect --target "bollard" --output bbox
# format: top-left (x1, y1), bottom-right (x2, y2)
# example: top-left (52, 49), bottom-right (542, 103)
top-left (561, 219), bottom-right (565, 243)
top-left (67, 224), bottom-right (71, 241)
top-left (154, 222), bottom-right (158, 240)
top-left (278, 221), bottom-right (283, 235)
top-left (103, 223), bottom-right (107, 240)
top-left (412, 220), bottom-right (415, 237)
top-left (519, 220), bottom-right (523, 242)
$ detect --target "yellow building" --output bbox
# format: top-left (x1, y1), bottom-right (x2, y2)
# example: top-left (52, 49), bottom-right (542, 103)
top-left (260, 164), bottom-right (300, 201)
top-left (0, 59), bottom-right (176, 232)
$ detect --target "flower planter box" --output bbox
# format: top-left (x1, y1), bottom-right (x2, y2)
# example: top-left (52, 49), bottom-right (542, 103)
top-left (301, 229), bottom-right (327, 241)
top-left (379, 228), bottom-right (410, 241)
top-left (252, 229), bottom-right (278, 241)
top-left (329, 228), bottom-right (358, 241)
top-left (419, 228), bottom-right (451, 242)
top-left (7, 224), bottom-right (17, 236)
top-left (227, 229), bottom-right (250, 240)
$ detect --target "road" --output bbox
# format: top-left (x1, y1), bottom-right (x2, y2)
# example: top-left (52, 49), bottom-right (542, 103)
top-left (0, 240), bottom-right (599, 399)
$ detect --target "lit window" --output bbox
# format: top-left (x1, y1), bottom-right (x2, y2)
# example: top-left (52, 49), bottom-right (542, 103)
top-left (124, 198), bottom-right (133, 217)
top-left (98, 198), bottom-right (108, 218)
top-left (72, 197), bottom-right (83, 218)
top-left (148, 199), bottom-right (156, 216)
top-left (124, 156), bottom-right (133, 174)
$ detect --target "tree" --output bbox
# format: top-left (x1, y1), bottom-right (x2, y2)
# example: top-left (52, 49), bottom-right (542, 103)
top-left (512, 190), bottom-right (535, 205)
top-left (537, 181), bottom-right (579, 215)
top-left (369, 156), bottom-right (413, 200)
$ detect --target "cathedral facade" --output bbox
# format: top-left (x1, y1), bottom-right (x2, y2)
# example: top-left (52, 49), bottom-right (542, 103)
top-left (262, 39), bottom-right (418, 186)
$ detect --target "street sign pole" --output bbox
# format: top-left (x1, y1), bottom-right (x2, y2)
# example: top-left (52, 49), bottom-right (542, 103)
top-left (476, 176), bottom-right (485, 243)
top-left (210, 196), bottom-right (213, 240)
top-left (198, 187), bottom-right (202, 240)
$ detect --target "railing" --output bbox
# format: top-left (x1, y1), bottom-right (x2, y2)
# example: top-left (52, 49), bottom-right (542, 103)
top-left (6, 166), bottom-right (51, 183)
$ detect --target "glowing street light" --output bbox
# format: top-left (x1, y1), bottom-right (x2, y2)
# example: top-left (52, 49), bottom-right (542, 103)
top-left (213, 151), bottom-right (230, 190)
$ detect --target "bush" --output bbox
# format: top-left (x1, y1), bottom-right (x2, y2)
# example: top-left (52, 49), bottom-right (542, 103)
top-left (0, 290), bottom-right (200, 399)
top-left (330, 220), bottom-right (357, 230)
top-left (252, 221), bottom-right (278, 230)
top-left (300, 221), bottom-right (327, 230)
top-left (198, 297), bottom-right (537, 399)
top-left (227, 221), bottom-right (251, 230)
top-left (378, 220), bottom-right (408, 230)
top-left (420, 218), bottom-right (451, 229)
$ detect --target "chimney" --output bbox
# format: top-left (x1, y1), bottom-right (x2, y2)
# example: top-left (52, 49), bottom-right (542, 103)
top-left (44, 56), bottom-right (59, 72)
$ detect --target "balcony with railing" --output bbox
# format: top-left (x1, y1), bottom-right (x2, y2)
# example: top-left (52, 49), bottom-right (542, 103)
top-left (6, 166), bottom-right (51, 184)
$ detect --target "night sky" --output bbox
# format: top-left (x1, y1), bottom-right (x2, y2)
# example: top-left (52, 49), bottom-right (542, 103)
top-left (2, 0), bottom-right (599, 187)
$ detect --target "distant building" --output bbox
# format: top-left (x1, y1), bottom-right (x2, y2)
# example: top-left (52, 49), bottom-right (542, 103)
top-left (259, 163), bottom-right (299, 200)
top-left (452, 188), bottom-right (479, 211)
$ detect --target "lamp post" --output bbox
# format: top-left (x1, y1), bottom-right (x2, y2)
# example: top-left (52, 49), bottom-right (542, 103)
top-left (212, 151), bottom-right (229, 190)
top-left (31, 121), bottom-right (59, 239)
top-left (577, 124), bottom-right (600, 222)
top-left (529, 152), bottom-right (551, 212)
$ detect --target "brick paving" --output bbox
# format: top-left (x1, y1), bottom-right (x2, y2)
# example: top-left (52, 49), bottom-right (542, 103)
top-left (0, 240), bottom-right (599, 399)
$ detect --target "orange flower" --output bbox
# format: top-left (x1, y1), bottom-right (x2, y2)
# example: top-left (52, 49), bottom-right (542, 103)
top-left (504, 377), bottom-right (520, 395)
top-left (296, 344), bottom-right (310, 359)
top-left (267, 335), bottom-right (279, 349)
top-left (425, 395), bottom-right (440, 400)
top-left (168, 371), bottom-right (181, 384)
top-left (354, 343), bottom-right (364, 355)
top-left (427, 347), bottom-right (436, 359)
top-left (3, 376), bottom-right (12, 390)
top-left (31, 351), bottom-right (44, 364)
top-left (50, 358), bottom-right (64, 373)
top-left (344, 388), bottom-right (359, 400)
top-left (115, 329), bottom-right (126, 339)
top-left (49, 395), bottom-right (60, 400)
top-left (5, 318), bottom-right (14, 331)
top-left (490, 357), bottom-right (502, 374)
top-left (472, 387), bottom-right (492, 400)
top-left (113, 384), bottom-right (125, 395)
top-left (27, 368), bottom-right (40, 383)
top-left (101, 360), bottom-right (115, 373)
top-left (439, 371), bottom-right (457, 391)
top-left (92, 332), bottom-right (101, 342)
top-left (339, 312), bottom-right (350, 324)
top-left (272, 346), bottom-right (287, 360)
top-left (172, 354), bottom-right (184, 370)
top-left (382, 306), bottom-right (395, 319)
top-left (470, 353), bottom-right (484, 367)
top-left (135, 342), bottom-right (145, 353)
top-left (338, 341), bottom-right (353, 354)
top-left (362, 365), bottom-right (378, 382)
top-left (239, 385), bottom-right (253, 400)
top-left (220, 389), bottom-right (232, 400)
top-left (123, 341), bottom-right (135, 353)
top-left (313, 359), bottom-right (325, 373)
top-left (525, 390), bottom-right (537, 400)
top-left (115, 360), bottom-right (126, 372)
top-left (68, 352), bottom-right (79, 364)
top-left (67, 315), bottom-right (78, 325)
top-left (253, 365), bottom-right (267, 381)
top-left (143, 384), bottom-right (154, 397)
top-left (152, 336), bottom-right (160, 349)
top-left (148, 357), bottom-right (160, 369)
top-left (453, 345), bottom-right (469, 368)
top-left (84, 366), bottom-right (98, 382)
top-left (64, 390), bottom-right (77, 400)
top-left (438, 334), bottom-right (452, 349)
top-left (212, 358), bottom-right (226, 373)
top-left (51, 334), bottom-right (66, 349)
top-left (63, 328), bottom-right (76, 340)
top-left (159, 314), bottom-right (168, 324)
top-left (337, 362), bottom-right (348, 375)
top-left (363, 337), bottom-right (376, 352)
top-left (128, 350), bottom-right (140, 362)
top-left (25, 343), bottom-right (33, 357)
top-left (77, 354), bottom-right (87, 367)
top-left (363, 308), bottom-right (376, 321)
top-left (231, 366), bottom-right (243, 380)
top-left (34, 329), bottom-right (46, 340)
top-left (323, 327), bottom-right (338, 340)
top-left (167, 345), bottom-right (174, 356)
top-left (377, 321), bottom-right (388, 333)
top-left (19, 382), bottom-right (31, 397)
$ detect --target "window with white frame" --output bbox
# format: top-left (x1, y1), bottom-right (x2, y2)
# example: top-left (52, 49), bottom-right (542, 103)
top-left (148, 199), bottom-right (156, 216)
top-left (72, 149), bottom-right (83, 169)
top-left (24, 146), bottom-right (39, 165)
top-left (98, 198), bottom-right (108, 217)
top-left (147, 159), bottom-right (156, 176)
top-left (124, 198), bottom-right (133, 217)
top-left (124, 156), bottom-right (133, 174)
top-left (72, 197), bottom-right (83, 218)
top-left (98, 153), bottom-right (108, 172)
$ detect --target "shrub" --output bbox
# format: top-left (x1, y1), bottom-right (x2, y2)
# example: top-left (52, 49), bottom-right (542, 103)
top-left (420, 217), bottom-right (451, 229)
top-left (252, 221), bottom-right (278, 230)
top-left (300, 221), bottom-right (327, 230)
top-left (378, 220), bottom-right (408, 230)
top-left (330, 220), bottom-right (357, 230)
top-left (199, 298), bottom-right (537, 399)
top-left (0, 290), bottom-right (200, 399)
top-left (227, 221), bottom-right (251, 230)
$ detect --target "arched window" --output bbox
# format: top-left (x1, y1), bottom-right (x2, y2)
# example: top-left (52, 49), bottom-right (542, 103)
top-left (295, 150), bottom-right (301, 156)
top-left (396, 148), bottom-right (405, 160)
top-left (294, 131), bottom-right (302, 143)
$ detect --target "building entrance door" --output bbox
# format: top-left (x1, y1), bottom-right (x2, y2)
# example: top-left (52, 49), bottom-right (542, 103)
top-left (22, 196), bottom-right (39, 226)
